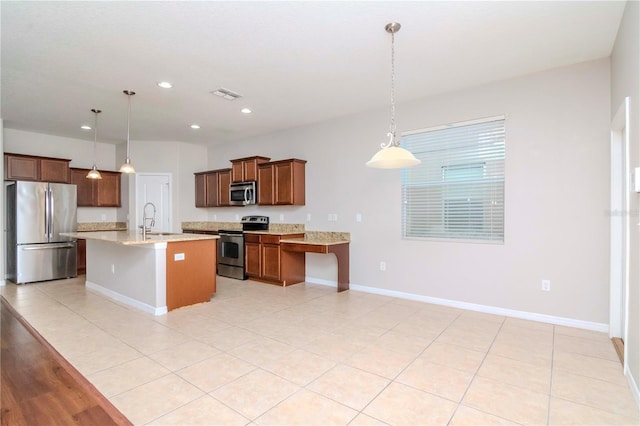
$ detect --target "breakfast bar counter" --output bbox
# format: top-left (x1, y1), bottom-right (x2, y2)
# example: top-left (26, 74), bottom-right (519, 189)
top-left (62, 231), bottom-right (219, 315)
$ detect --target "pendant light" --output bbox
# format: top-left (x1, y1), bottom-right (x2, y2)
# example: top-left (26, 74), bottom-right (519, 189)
top-left (366, 23), bottom-right (420, 169)
top-left (119, 90), bottom-right (136, 173)
top-left (86, 109), bottom-right (103, 179)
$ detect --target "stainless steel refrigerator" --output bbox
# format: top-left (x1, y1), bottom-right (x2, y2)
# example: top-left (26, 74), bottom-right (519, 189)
top-left (6, 181), bottom-right (78, 284)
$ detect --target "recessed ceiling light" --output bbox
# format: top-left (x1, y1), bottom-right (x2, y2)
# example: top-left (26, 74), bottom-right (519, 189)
top-left (241, 108), bottom-right (252, 114)
top-left (81, 125), bottom-right (92, 130)
top-left (157, 81), bottom-right (173, 89)
top-left (190, 124), bottom-right (201, 129)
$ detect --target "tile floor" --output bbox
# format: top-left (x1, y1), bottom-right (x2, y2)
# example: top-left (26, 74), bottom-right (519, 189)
top-left (1, 276), bottom-right (639, 425)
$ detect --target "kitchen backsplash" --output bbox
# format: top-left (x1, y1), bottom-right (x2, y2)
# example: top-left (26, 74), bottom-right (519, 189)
top-left (182, 221), bottom-right (305, 233)
top-left (77, 222), bottom-right (127, 231)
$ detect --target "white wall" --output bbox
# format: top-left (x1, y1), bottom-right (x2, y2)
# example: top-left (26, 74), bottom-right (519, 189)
top-left (611, 0), bottom-right (640, 404)
top-left (208, 58), bottom-right (611, 326)
top-left (119, 140), bottom-right (208, 232)
top-left (3, 129), bottom-right (120, 223)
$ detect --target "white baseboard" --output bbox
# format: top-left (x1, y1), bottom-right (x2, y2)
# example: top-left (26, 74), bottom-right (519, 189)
top-left (626, 365), bottom-right (640, 410)
top-left (85, 280), bottom-right (167, 316)
top-left (305, 277), bottom-right (608, 332)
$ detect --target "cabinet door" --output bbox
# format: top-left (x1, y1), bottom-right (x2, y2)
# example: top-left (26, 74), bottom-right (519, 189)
top-left (97, 172), bottom-right (121, 207)
top-left (231, 162), bottom-right (244, 183)
top-left (70, 168), bottom-right (96, 207)
top-left (274, 161), bottom-right (294, 205)
top-left (40, 158), bottom-right (70, 183)
top-left (77, 239), bottom-right (86, 275)
top-left (218, 170), bottom-right (231, 206)
top-left (245, 241), bottom-right (262, 278)
top-left (195, 174), bottom-right (206, 207)
top-left (257, 164), bottom-right (274, 205)
top-left (5, 155), bottom-right (39, 181)
top-left (205, 173), bottom-right (219, 207)
top-left (262, 243), bottom-right (281, 281)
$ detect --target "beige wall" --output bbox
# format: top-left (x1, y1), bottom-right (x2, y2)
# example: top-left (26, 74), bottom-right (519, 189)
top-left (611, 0), bottom-right (640, 405)
top-left (209, 58), bottom-right (611, 327)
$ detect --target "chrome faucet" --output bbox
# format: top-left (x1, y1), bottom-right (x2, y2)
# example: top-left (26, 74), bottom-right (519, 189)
top-left (140, 202), bottom-right (156, 239)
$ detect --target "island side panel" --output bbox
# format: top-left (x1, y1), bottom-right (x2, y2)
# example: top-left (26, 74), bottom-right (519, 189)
top-left (85, 239), bottom-right (166, 314)
top-left (165, 239), bottom-right (217, 311)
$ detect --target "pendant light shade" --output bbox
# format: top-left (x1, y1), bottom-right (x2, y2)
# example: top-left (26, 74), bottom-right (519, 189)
top-left (86, 109), bottom-right (103, 179)
top-left (366, 22), bottom-right (420, 169)
top-left (119, 90), bottom-right (136, 174)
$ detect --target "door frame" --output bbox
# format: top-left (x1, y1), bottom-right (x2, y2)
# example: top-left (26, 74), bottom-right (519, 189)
top-left (610, 97), bottom-right (630, 371)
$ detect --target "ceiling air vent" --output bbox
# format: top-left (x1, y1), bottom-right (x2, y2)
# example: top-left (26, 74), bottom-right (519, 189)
top-left (211, 88), bottom-right (242, 100)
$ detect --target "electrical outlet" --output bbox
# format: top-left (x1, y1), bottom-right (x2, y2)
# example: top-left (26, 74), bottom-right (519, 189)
top-left (101, 214), bottom-right (107, 221)
top-left (356, 213), bottom-right (362, 222)
top-left (306, 213), bottom-right (311, 221)
top-left (328, 214), bottom-right (332, 221)
top-left (279, 214), bottom-right (284, 222)
top-left (111, 264), bottom-right (115, 274)
top-left (235, 214), bottom-right (240, 221)
top-left (380, 261), bottom-right (386, 271)
top-left (541, 279), bottom-right (551, 292)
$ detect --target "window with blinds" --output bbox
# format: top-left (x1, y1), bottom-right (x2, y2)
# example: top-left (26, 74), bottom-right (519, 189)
top-left (401, 116), bottom-right (505, 242)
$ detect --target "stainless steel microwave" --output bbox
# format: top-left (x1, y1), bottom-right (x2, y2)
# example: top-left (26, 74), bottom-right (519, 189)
top-left (229, 181), bottom-right (256, 206)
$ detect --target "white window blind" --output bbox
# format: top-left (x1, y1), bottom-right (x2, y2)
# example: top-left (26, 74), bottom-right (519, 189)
top-left (401, 116), bottom-right (505, 242)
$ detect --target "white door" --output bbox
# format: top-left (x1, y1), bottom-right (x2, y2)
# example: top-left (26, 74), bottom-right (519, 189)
top-left (135, 174), bottom-right (171, 233)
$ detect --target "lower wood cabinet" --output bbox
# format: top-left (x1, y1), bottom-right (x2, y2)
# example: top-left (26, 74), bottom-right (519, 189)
top-left (165, 240), bottom-right (217, 311)
top-left (244, 232), bottom-right (305, 285)
top-left (77, 239), bottom-right (86, 275)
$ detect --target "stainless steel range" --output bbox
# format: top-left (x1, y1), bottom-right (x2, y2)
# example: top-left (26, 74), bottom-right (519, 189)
top-left (217, 215), bottom-right (269, 280)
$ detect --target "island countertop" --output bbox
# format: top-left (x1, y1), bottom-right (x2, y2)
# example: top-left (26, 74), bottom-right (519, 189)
top-left (61, 230), bottom-right (219, 246)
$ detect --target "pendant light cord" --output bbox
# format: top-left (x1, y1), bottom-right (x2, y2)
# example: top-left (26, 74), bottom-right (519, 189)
top-left (389, 29), bottom-right (397, 146)
top-left (126, 93), bottom-right (131, 159)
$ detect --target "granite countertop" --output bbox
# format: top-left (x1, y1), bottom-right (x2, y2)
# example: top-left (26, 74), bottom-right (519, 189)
top-left (77, 222), bottom-right (128, 232)
top-left (61, 230), bottom-right (218, 246)
top-left (244, 230), bottom-right (306, 236)
top-left (280, 231), bottom-right (350, 246)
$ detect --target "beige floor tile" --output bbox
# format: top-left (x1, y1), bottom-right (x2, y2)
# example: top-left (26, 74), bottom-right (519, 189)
top-left (420, 341), bottom-right (486, 373)
top-left (551, 369), bottom-right (639, 418)
top-left (146, 339), bottom-right (220, 371)
top-left (177, 352), bottom-right (256, 393)
top-left (110, 374), bottom-right (205, 425)
top-left (345, 346), bottom-right (415, 379)
top-left (302, 333), bottom-right (366, 362)
top-left (436, 327), bottom-right (497, 352)
top-left (553, 351), bottom-right (627, 386)
top-left (87, 356), bottom-right (170, 397)
top-left (307, 364), bottom-right (390, 411)
top-left (148, 394), bottom-right (249, 425)
top-left (363, 382), bottom-right (457, 425)
top-left (197, 325), bottom-right (261, 351)
top-left (65, 342), bottom-right (144, 376)
top-left (449, 405), bottom-right (519, 425)
top-left (477, 354), bottom-right (551, 393)
top-left (255, 389), bottom-right (358, 425)
top-left (369, 329), bottom-right (433, 356)
top-left (462, 376), bottom-right (549, 424)
top-left (554, 325), bottom-right (611, 342)
top-left (554, 334), bottom-right (619, 361)
top-left (262, 349), bottom-right (335, 386)
top-left (503, 317), bottom-right (554, 332)
top-left (396, 358), bottom-right (475, 402)
top-left (210, 368), bottom-right (300, 420)
top-left (347, 413), bottom-right (389, 425)
top-left (549, 396), bottom-right (640, 425)
top-left (489, 338), bottom-right (553, 368)
top-left (230, 336), bottom-right (296, 367)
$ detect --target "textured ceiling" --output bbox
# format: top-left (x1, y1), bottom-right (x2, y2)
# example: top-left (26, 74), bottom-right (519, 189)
top-left (0, 1), bottom-right (626, 147)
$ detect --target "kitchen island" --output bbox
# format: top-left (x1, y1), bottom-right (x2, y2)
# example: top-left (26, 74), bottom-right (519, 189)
top-left (61, 231), bottom-right (219, 315)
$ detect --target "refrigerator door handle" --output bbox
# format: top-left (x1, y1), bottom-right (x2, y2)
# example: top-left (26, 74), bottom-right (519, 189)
top-left (22, 243), bottom-right (76, 250)
top-left (43, 187), bottom-right (50, 240)
top-left (48, 186), bottom-right (54, 240)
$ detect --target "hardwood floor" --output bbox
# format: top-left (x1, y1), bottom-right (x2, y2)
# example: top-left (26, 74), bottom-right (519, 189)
top-left (0, 296), bottom-right (131, 426)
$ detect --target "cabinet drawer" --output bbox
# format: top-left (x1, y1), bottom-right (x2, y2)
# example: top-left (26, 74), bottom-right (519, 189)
top-left (260, 234), bottom-right (281, 245)
top-left (245, 233), bottom-right (261, 243)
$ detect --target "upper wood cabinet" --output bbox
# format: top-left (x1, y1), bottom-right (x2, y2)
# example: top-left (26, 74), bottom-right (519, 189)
top-left (5, 153), bottom-right (70, 183)
top-left (70, 168), bottom-right (121, 207)
top-left (230, 156), bottom-right (270, 183)
top-left (194, 168), bottom-right (232, 207)
top-left (258, 159), bottom-right (306, 206)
